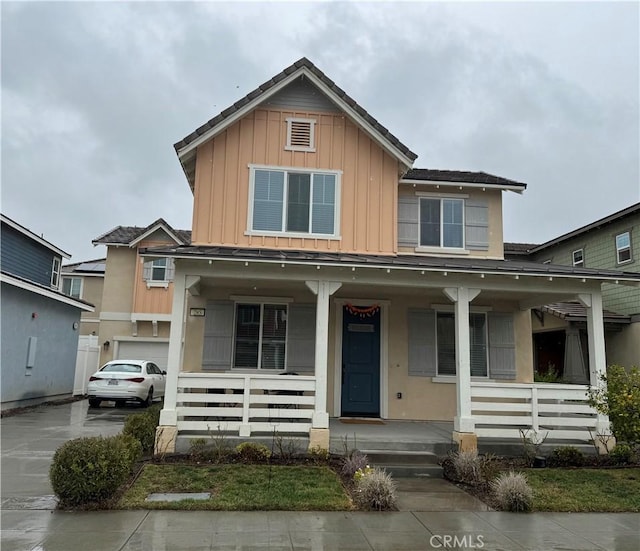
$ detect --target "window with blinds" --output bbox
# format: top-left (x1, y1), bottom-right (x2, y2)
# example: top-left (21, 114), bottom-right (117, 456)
top-left (250, 166), bottom-right (339, 237)
top-left (436, 311), bottom-right (488, 377)
top-left (233, 303), bottom-right (288, 370)
top-left (285, 118), bottom-right (316, 152)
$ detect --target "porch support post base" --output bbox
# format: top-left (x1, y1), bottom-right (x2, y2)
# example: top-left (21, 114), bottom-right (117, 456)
top-left (594, 419), bottom-right (616, 455)
top-left (312, 411), bottom-right (329, 429)
top-left (308, 428), bottom-right (330, 451)
top-left (239, 424), bottom-right (251, 437)
top-left (452, 431), bottom-right (478, 452)
top-left (154, 425), bottom-right (177, 456)
top-left (159, 409), bottom-right (177, 426)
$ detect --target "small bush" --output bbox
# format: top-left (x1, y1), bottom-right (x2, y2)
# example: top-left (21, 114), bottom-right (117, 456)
top-left (189, 438), bottom-right (208, 461)
top-left (116, 433), bottom-right (143, 464)
top-left (235, 442), bottom-right (271, 463)
top-left (50, 435), bottom-right (137, 506)
top-left (609, 443), bottom-right (634, 465)
top-left (272, 434), bottom-right (300, 462)
top-left (491, 471), bottom-right (533, 512)
top-left (123, 408), bottom-right (160, 453)
top-left (549, 446), bottom-right (585, 467)
top-left (340, 451), bottom-right (369, 479)
top-left (450, 449), bottom-right (488, 486)
top-left (353, 467), bottom-right (397, 511)
top-left (308, 445), bottom-right (330, 464)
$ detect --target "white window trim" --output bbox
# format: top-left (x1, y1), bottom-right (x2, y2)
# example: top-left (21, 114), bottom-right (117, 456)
top-left (572, 248), bottom-right (584, 267)
top-left (616, 231), bottom-right (633, 265)
top-left (51, 257), bottom-right (61, 289)
top-left (418, 197), bottom-right (465, 250)
top-left (146, 281), bottom-right (169, 289)
top-left (285, 117), bottom-right (316, 152)
top-left (434, 310), bottom-right (489, 379)
top-left (62, 276), bottom-right (83, 299)
top-left (231, 299), bottom-right (289, 371)
top-left (246, 164), bottom-right (342, 239)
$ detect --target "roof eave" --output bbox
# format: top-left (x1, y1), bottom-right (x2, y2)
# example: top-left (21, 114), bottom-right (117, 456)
top-left (399, 178), bottom-right (526, 194)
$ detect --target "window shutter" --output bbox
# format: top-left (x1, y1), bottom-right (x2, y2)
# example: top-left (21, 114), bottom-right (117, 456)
top-left (142, 261), bottom-right (152, 281)
top-left (311, 174), bottom-right (336, 235)
top-left (165, 258), bottom-right (175, 281)
top-left (408, 309), bottom-right (437, 377)
top-left (253, 170), bottom-right (284, 231)
top-left (286, 304), bottom-right (316, 373)
top-left (202, 301), bottom-right (234, 370)
top-left (465, 200), bottom-right (489, 250)
top-left (398, 195), bottom-right (419, 247)
top-left (488, 312), bottom-right (516, 380)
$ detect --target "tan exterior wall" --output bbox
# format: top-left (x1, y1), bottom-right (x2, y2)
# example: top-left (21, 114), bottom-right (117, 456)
top-left (606, 321), bottom-right (640, 368)
top-left (191, 108), bottom-right (401, 254)
top-left (397, 186), bottom-right (504, 259)
top-left (531, 312), bottom-right (569, 333)
top-left (101, 247), bottom-right (136, 314)
top-left (132, 240), bottom-right (175, 314)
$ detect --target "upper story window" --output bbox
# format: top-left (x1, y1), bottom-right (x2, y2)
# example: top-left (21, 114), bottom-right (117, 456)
top-left (572, 249), bottom-right (584, 267)
top-left (616, 231), bottom-right (632, 264)
top-left (285, 118), bottom-right (315, 152)
top-left (249, 166), bottom-right (340, 238)
top-left (234, 302), bottom-right (288, 370)
top-left (143, 257), bottom-right (175, 288)
top-left (51, 257), bottom-right (61, 288)
top-left (420, 197), bottom-right (464, 249)
top-left (62, 277), bottom-right (82, 299)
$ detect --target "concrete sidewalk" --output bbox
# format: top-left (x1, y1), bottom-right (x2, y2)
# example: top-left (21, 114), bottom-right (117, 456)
top-left (2, 401), bottom-right (639, 550)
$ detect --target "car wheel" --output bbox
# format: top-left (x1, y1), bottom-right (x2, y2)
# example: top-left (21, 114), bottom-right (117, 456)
top-left (88, 398), bottom-right (101, 408)
top-left (115, 400), bottom-right (126, 408)
top-left (144, 387), bottom-right (154, 407)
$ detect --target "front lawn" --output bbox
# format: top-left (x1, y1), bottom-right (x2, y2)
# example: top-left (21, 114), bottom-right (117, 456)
top-left (526, 467), bottom-right (640, 512)
top-left (119, 463), bottom-right (353, 511)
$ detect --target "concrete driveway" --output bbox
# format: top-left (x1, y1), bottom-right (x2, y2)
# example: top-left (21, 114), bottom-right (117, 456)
top-left (2, 401), bottom-right (639, 550)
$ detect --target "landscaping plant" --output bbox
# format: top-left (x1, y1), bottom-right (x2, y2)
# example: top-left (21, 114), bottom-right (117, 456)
top-left (123, 406), bottom-right (161, 453)
top-left (352, 466), bottom-right (397, 511)
top-left (235, 442), bottom-right (271, 463)
top-left (548, 446), bottom-right (585, 467)
top-left (490, 471), bottom-right (533, 512)
top-left (588, 365), bottom-right (640, 445)
top-left (340, 451), bottom-right (369, 479)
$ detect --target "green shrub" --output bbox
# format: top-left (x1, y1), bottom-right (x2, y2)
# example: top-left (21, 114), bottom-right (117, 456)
top-left (235, 442), bottom-right (271, 463)
top-left (123, 408), bottom-right (160, 453)
top-left (588, 365), bottom-right (640, 445)
top-left (116, 433), bottom-right (143, 464)
top-left (189, 438), bottom-right (208, 461)
top-left (50, 435), bottom-right (137, 506)
top-left (534, 368), bottom-right (563, 383)
top-left (353, 467), bottom-right (397, 511)
top-left (549, 446), bottom-right (585, 467)
top-left (609, 443), bottom-right (634, 465)
top-left (491, 471), bottom-right (533, 512)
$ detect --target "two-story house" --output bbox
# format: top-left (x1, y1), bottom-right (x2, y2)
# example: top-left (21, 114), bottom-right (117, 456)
top-left (142, 58), bottom-right (639, 453)
top-left (91, 218), bottom-right (191, 370)
top-left (0, 214), bottom-right (93, 409)
top-left (61, 258), bottom-right (106, 336)
top-left (506, 203), bottom-right (640, 379)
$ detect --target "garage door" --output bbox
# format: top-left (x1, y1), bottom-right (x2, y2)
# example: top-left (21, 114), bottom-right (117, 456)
top-left (116, 341), bottom-right (169, 370)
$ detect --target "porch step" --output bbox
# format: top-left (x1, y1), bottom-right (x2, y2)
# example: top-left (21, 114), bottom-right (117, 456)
top-left (362, 449), bottom-right (444, 479)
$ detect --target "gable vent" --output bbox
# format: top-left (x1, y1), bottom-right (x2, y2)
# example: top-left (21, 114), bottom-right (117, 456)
top-left (286, 118), bottom-right (316, 152)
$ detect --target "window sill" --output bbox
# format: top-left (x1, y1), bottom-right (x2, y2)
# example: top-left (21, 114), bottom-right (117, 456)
top-left (245, 231), bottom-right (341, 241)
top-left (415, 247), bottom-right (469, 256)
top-left (146, 281), bottom-right (169, 289)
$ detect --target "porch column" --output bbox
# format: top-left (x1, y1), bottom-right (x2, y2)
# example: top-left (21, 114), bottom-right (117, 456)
top-left (444, 286), bottom-right (481, 451)
top-left (305, 280), bottom-right (342, 450)
top-left (578, 291), bottom-right (613, 452)
top-left (155, 269), bottom-right (188, 455)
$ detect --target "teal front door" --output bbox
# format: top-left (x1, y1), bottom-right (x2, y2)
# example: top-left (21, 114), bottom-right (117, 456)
top-left (341, 305), bottom-right (380, 417)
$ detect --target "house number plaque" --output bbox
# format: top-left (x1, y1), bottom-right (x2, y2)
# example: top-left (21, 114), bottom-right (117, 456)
top-left (190, 308), bottom-right (206, 317)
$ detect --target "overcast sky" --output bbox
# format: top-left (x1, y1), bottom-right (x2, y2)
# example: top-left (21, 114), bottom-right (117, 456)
top-left (2, 1), bottom-right (639, 263)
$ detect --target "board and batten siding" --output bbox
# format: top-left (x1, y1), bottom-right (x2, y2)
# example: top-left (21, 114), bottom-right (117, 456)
top-left (192, 107), bottom-right (401, 255)
top-left (132, 241), bottom-right (175, 315)
top-left (202, 301), bottom-right (316, 372)
top-left (407, 308), bottom-right (516, 380)
top-left (1, 224), bottom-right (60, 287)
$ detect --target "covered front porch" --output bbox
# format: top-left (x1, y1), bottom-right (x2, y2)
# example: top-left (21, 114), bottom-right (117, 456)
top-left (151, 249), bottom-right (629, 455)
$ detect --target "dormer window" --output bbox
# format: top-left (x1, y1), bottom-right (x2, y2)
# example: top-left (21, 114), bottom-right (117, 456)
top-left (51, 257), bottom-right (61, 288)
top-left (285, 118), bottom-right (315, 152)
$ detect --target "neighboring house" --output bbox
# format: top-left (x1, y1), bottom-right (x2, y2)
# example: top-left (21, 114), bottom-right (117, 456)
top-left (0, 214), bottom-right (93, 410)
top-left (61, 258), bottom-right (105, 336)
top-left (91, 219), bottom-right (191, 370)
top-left (505, 202), bottom-right (640, 377)
top-left (137, 58), bottom-right (639, 453)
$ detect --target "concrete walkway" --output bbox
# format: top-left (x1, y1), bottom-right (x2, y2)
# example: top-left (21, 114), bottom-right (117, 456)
top-left (2, 402), bottom-right (639, 550)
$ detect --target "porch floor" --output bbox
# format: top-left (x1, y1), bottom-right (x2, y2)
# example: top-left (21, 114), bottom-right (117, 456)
top-left (328, 418), bottom-right (454, 454)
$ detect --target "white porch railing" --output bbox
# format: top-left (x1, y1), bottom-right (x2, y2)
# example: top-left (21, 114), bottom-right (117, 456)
top-left (471, 382), bottom-right (598, 442)
top-left (176, 373), bottom-right (315, 436)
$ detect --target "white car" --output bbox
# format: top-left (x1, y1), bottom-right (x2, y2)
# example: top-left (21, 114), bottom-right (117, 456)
top-left (87, 360), bottom-right (166, 408)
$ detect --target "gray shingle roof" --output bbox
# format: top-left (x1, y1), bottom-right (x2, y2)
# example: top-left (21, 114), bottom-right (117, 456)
top-left (92, 218), bottom-right (191, 246)
top-left (541, 302), bottom-right (630, 324)
top-left (402, 169), bottom-right (527, 189)
top-left (173, 57), bottom-right (418, 162)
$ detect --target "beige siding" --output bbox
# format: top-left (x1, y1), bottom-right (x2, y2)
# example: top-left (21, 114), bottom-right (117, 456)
top-left (101, 247), bottom-right (136, 313)
top-left (606, 322), bottom-right (640, 367)
top-left (192, 108), bottom-right (400, 255)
